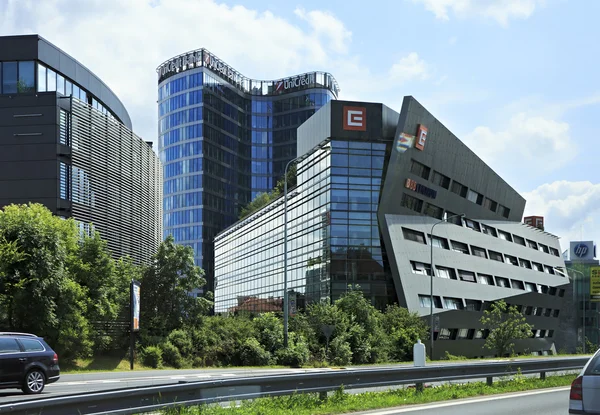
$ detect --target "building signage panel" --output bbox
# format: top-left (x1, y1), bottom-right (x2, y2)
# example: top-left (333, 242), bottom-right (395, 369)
top-left (570, 241), bottom-right (595, 261)
top-left (416, 125), bottom-right (428, 151)
top-left (396, 133), bottom-right (415, 153)
top-left (157, 51), bottom-right (202, 77)
top-left (343, 106), bottom-right (367, 131)
top-left (131, 281), bottom-right (141, 331)
top-left (591, 267), bottom-right (600, 302)
top-left (405, 178), bottom-right (437, 199)
top-left (158, 50), bottom-right (244, 85)
top-left (275, 73), bottom-right (315, 93)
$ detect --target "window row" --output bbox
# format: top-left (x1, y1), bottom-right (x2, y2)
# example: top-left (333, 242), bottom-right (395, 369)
top-left (159, 89), bottom-right (203, 116)
top-left (159, 107), bottom-right (203, 132)
top-left (402, 226), bottom-right (561, 273)
top-left (409, 159), bottom-right (510, 219)
top-left (442, 216), bottom-right (560, 257)
top-left (411, 261), bottom-right (566, 298)
top-left (417, 294), bottom-right (562, 317)
top-left (433, 327), bottom-right (554, 341)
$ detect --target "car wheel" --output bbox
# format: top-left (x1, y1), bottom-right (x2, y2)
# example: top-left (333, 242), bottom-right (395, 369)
top-left (22, 369), bottom-right (45, 394)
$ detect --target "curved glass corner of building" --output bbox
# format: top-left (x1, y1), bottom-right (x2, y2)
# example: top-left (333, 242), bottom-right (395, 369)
top-left (157, 48), bottom-right (339, 289)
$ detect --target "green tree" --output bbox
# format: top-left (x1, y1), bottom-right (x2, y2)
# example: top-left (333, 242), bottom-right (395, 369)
top-left (140, 235), bottom-right (211, 338)
top-left (273, 163), bottom-right (297, 194)
top-left (335, 289), bottom-right (387, 363)
top-left (480, 300), bottom-right (533, 357)
top-left (68, 231), bottom-right (133, 351)
top-left (382, 304), bottom-right (428, 361)
top-left (239, 164), bottom-right (297, 219)
top-left (253, 312), bottom-right (284, 354)
top-left (0, 203), bottom-right (92, 360)
top-left (239, 192), bottom-right (273, 219)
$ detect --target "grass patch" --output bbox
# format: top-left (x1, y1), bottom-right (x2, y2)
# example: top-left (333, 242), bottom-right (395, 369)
top-left (61, 355), bottom-right (155, 373)
top-left (159, 373), bottom-right (577, 415)
top-left (61, 355), bottom-right (288, 374)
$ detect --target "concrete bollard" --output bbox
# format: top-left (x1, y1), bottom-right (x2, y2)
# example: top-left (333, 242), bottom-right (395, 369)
top-left (414, 339), bottom-right (426, 392)
top-left (413, 339), bottom-right (426, 367)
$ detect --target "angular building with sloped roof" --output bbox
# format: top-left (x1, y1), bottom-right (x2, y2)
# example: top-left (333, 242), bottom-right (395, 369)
top-left (214, 97), bottom-right (569, 358)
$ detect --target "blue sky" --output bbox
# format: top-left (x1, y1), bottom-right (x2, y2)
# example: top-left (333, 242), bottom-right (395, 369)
top-left (1, 0), bottom-right (598, 251)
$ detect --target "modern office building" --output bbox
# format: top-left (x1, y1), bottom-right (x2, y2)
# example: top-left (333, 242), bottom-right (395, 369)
top-left (562, 241), bottom-right (599, 350)
top-left (157, 48), bottom-right (339, 291)
top-left (214, 97), bottom-right (571, 358)
top-left (0, 35), bottom-right (162, 265)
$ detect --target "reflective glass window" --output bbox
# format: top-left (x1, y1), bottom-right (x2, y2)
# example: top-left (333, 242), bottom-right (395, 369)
top-left (2, 61), bottom-right (17, 93)
top-left (47, 68), bottom-right (56, 91)
top-left (17, 61), bottom-right (35, 92)
top-left (37, 63), bottom-right (47, 92)
top-left (56, 73), bottom-right (65, 95)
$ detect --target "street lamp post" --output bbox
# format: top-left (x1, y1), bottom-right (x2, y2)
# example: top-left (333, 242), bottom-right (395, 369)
top-left (430, 213), bottom-right (464, 360)
top-left (555, 266), bottom-right (586, 353)
top-left (283, 141), bottom-right (331, 347)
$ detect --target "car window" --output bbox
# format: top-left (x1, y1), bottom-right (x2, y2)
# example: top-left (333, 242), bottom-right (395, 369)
top-left (585, 351), bottom-right (600, 375)
top-left (19, 339), bottom-right (45, 352)
top-left (0, 338), bottom-right (21, 353)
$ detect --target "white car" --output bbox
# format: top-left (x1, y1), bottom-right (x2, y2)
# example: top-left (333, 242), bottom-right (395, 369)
top-left (570, 348), bottom-right (600, 414)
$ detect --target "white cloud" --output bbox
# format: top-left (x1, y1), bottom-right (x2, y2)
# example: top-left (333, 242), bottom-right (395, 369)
top-left (523, 181), bottom-right (600, 251)
top-left (463, 112), bottom-right (577, 178)
top-left (411, 0), bottom-right (545, 26)
top-left (389, 52), bottom-right (430, 85)
top-left (294, 8), bottom-right (352, 54)
top-left (0, 0), bottom-right (354, 144)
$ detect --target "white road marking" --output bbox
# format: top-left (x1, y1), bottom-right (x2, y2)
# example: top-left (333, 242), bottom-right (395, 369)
top-left (355, 387), bottom-right (570, 414)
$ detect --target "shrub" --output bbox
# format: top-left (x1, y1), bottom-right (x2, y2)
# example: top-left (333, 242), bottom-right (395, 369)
top-left (253, 313), bottom-right (284, 354)
top-left (276, 335), bottom-right (310, 367)
top-left (239, 337), bottom-right (272, 366)
top-left (167, 329), bottom-right (194, 359)
top-left (160, 341), bottom-right (184, 368)
top-left (141, 346), bottom-right (163, 368)
top-left (328, 336), bottom-right (352, 366)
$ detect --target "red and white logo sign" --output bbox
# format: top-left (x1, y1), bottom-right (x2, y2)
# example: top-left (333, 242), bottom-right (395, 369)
top-left (416, 125), bottom-right (428, 151)
top-left (343, 106), bottom-right (367, 131)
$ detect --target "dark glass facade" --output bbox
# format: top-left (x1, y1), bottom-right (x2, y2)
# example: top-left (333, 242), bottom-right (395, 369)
top-left (157, 49), bottom-right (339, 292)
top-left (214, 138), bottom-right (395, 313)
top-left (328, 140), bottom-right (395, 309)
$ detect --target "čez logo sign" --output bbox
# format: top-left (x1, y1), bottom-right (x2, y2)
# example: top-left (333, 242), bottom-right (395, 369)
top-left (343, 106), bottom-right (367, 131)
top-left (574, 243), bottom-right (589, 258)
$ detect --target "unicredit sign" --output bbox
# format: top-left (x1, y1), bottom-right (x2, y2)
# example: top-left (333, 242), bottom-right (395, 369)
top-left (275, 73), bottom-right (315, 92)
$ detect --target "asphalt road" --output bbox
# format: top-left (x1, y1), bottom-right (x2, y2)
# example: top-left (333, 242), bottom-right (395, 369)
top-left (0, 358), bottom-right (582, 405)
top-left (0, 367), bottom-right (331, 403)
top-left (352, 387), bottom-right (571, 414)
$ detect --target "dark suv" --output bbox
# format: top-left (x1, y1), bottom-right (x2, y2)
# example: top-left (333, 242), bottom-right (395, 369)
top-left (0, 332), bottom-right (60, 394)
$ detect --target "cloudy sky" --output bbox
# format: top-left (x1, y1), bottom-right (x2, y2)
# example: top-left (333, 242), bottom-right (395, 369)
top-left (1, 0), bottom-right (598, 253)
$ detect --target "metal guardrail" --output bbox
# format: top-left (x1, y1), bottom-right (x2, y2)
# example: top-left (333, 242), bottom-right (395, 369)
top-left (0, 357), bottom-right (588, 415)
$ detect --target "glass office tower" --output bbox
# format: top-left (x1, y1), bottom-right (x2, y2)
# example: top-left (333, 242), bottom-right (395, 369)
top-left (157, 49), bottom-right (339, 292)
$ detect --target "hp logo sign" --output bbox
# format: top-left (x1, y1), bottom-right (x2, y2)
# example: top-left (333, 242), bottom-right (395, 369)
top-left (574, 243), bottom-right (589, 258)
